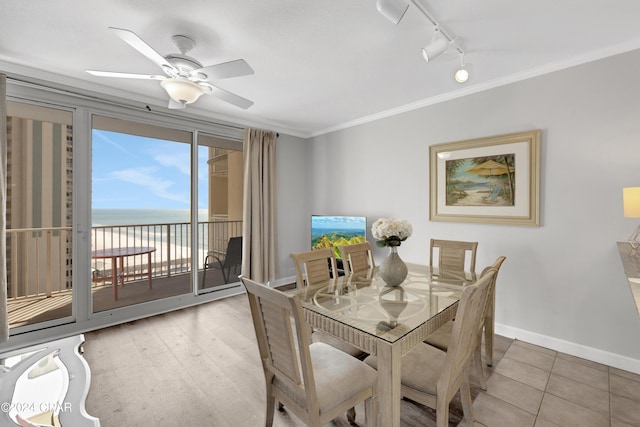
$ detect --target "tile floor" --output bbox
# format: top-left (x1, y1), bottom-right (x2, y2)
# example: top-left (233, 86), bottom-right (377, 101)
top-left (472, 338), bottom-right (640, 427)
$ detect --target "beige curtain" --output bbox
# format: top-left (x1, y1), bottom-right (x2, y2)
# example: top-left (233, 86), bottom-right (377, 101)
top-left (0, 74), bottom-right (8, 342)
top-left (241, 129), bottom-right (277, 283)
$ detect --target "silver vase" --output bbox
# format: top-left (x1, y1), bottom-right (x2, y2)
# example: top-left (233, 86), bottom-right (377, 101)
top-left (379, 246), bottom-right (408, 286)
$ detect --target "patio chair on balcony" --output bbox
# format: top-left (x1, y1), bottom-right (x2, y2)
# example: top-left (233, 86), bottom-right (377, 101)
top-left (202, 236), bottom-right (243, 287)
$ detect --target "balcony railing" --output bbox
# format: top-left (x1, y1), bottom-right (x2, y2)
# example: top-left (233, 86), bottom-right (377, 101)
top-left (6, 220), bottom-right (243, 302)
top-left (6, 226), bottom-right (73, 299)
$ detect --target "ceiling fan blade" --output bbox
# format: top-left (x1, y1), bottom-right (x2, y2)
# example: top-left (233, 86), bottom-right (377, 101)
top-left (191, 59), bottom-right (254, 81)
top-left (207, 84), bottom-right (254, 109)
top-left (86, 70), bottom-right (166, 80)
top-left (168, 98), bottom-right (187, 109)
top-left (108, 27), bottom-right (176, 73)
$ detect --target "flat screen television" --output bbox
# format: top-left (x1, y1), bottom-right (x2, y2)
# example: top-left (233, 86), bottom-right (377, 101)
top-left (311, 215), bottom-right (367, 259)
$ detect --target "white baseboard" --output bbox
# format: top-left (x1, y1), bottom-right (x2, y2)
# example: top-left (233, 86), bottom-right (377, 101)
top-left (496, 323), bottom-right (640, 375)
top-left (267, 276), bottom-right (297, 288)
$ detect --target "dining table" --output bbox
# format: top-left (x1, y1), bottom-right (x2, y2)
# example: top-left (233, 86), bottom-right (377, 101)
top-left (285, 262), bottom-right (476, 427)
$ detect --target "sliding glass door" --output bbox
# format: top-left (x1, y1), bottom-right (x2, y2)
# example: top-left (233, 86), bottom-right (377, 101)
top-left (5, 101), bottom-right (74, 330)
top-left (90, 117), bottom-right (244, 312)
top-left (4, 77), bottom-right (247, 343)
top-left (197, 134), bottom-right (243, 292)
top-left (91, 116), bottom-right (194, 312)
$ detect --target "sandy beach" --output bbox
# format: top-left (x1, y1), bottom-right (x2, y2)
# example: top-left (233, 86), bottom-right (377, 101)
top-left (450, 188), bottom-right (510, 206)
top-left (90, 227), bottom-right (208, 279)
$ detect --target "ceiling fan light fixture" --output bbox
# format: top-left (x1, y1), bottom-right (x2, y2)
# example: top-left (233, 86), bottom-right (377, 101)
top-left (160, 78), bottom-right (206, 104)
top-left (376, 0), bottom-right (409, 24)
top-left (422, 28), bottom-right (449, 62)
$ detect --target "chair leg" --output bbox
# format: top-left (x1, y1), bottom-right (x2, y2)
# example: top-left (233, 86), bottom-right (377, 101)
top-left (364, 396), bottom-right (377, 427)
top-left (460, 370), bottom-right (475, 427)
top-left (202, 257), bottom-right (209, 289)
top-left (436, 394), bottom-right (449, 427)
top-left (265, 389), bottom-right (275, 427)
top-left (484, 317), bottom-right (494, 366)
top-left (473, 344), bottom-right (487, 391)
top-left (347, 407), bottom-right (356, 424)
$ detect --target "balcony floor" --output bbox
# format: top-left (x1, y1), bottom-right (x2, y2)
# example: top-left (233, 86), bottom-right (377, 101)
top-left (7, 268), bottom-right (232, 329)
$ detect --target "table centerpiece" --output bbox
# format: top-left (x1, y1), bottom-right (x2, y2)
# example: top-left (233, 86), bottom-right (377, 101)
top-left (371, 218), bottom-right (413, 286)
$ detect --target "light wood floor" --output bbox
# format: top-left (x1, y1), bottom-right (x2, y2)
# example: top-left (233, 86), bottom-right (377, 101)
top-left (83, 293), bottom-right (640, 427)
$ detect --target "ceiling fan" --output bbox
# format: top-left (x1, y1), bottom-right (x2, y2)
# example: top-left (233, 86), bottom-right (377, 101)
top-left (86, 27), bottom-right (254, 110)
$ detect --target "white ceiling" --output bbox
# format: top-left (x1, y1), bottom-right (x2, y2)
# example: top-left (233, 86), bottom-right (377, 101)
top-left (2, 0), bottom-right (640, 137)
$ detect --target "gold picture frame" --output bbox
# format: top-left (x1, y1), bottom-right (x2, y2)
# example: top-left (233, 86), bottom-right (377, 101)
top-left (429, 130), bottom-right (541, 226)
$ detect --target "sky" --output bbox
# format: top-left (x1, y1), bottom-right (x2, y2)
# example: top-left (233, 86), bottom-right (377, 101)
top-left (92, 130), bottom-right (208, 209)
top-left (312, 215), bottom-right (367, 230)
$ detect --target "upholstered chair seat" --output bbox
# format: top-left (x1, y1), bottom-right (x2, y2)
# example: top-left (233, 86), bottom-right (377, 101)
top-left (273, 342), bottom-right (377, 412)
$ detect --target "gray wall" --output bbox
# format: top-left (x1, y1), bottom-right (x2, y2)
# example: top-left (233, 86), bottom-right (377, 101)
top-left (276, 49), bottom-right (640, 373)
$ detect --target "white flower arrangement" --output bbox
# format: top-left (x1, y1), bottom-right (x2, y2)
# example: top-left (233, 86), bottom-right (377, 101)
top-left (371, 218), bottom-right (413, 247)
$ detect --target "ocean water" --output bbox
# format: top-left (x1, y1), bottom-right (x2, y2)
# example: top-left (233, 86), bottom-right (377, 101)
top-left (92, 209), bottom-right (209, 226)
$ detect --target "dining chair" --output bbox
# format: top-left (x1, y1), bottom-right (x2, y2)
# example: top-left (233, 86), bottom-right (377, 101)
top-left (423, 256), bottom-right (506, 390)
top-left (339, 241), bottom-right (375, 275)
top-left (240, 276), bottom-right (378, 427)
top-left (202, 236), bottom-right (243, 287)
top-left (364, 267), bottom-right (496, 427)
top-left (290, 248), bottom-right (338, 288)
top-left (429, 239), bottom-right (478, 273)
top-left (290, 248), bottom-right (367, 360)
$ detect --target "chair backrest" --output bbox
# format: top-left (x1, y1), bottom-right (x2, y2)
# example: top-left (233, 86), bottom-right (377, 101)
top-left (430, 239), bottom-right (478, 273)
top-left (225, 236), bottom-right (243, 267)
top-left (240, 276), bottom-right (319, 405)
top-left (339, 241), bottom-right (375, 275)
top-left (481, 255), bottom-right (506, 343)
top-left (438, 266), bottom-right (495, 403)
top-left (290, 248), bottom-right (338, 288)
top-left (481, 256), bottom-right (506, 306)
top-left (478, 256), bottom-right (505, 324)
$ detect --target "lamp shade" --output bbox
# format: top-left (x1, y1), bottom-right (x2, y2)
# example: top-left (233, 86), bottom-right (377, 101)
top-left (376, 0), bottom-right (409, 25)
top-left (422, 36), bottom-right (449, 62)
top-left (624, 187), bottom-right (640, 217)
top-left (160, 78), bottom-right (206, 104)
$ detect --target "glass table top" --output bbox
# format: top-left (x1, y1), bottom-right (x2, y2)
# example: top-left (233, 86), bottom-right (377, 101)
top-left (286, 263), bottom-right (476, 344)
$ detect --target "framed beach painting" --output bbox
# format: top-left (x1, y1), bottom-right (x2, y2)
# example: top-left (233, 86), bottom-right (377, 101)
top-left (429, 130), bottom-right (541, 226)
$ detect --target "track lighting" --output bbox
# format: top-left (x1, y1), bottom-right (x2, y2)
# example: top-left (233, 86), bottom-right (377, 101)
top-left (454, 52), bottom-right (469, 83)
top-left (376, 0), bottom-right (471, 78)
top-left (422, 28), bottom-right (449, 62)
top-left (376, 0), bottom-right (409, 25)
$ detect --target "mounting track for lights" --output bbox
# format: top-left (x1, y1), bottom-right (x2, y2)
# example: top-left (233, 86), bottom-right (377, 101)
top-left (376, 0), bottom-right (469, 82)
top-left (407, 0), bottom-right (464, 56)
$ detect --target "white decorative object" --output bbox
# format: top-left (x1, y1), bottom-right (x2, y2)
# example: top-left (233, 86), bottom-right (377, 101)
top-left (372, 218), bottom-right (412, 286)
top-left (0, 335), bottom-right (100, 427)
top-left (379, 246), bottom-right (409, 286)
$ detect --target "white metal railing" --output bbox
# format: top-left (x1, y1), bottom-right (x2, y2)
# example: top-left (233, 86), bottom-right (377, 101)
top-left (6, 220), bottom-right (242, 301)
top-left (91, 220), bottom-right (242, 285)
top-left (7, 227), bottom-right (73, 299)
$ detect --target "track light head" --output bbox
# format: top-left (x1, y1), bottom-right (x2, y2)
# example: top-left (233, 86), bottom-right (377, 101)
top-left (376, 0), bottom-right (409, 25)
top-left (422, 28), bottom-right (449, 62)
top-left (455, 68), bottom-right (469, 83)
top-left (454, 51), bottom-right (469, 83)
